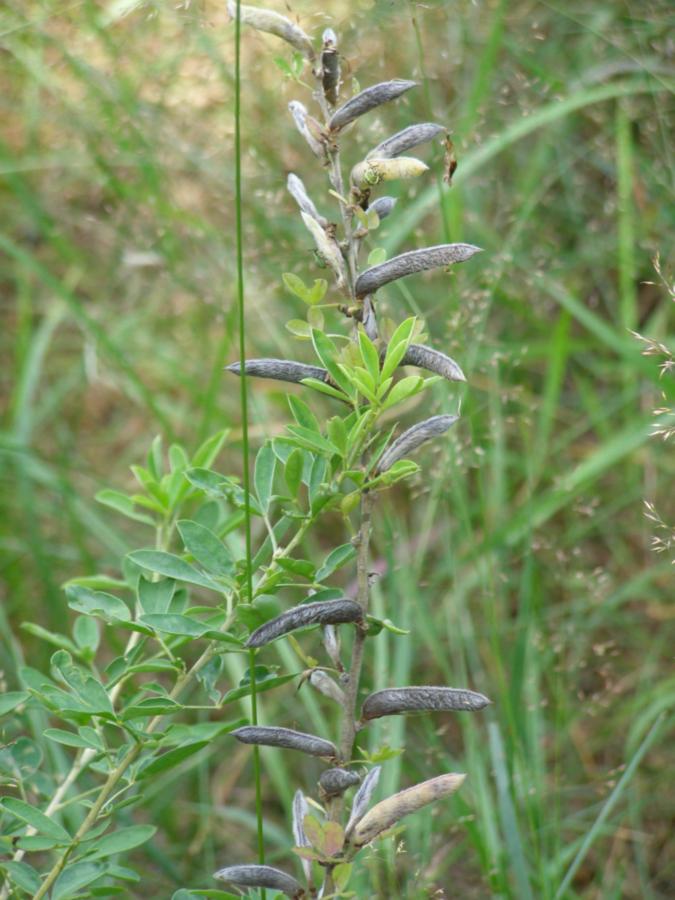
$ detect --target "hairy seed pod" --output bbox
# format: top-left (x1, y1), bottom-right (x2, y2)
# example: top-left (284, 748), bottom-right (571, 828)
top-left (366, 122), bottom-right (447, 160)
top-left (226, 359), bottom-right (328, 386)
top-left (401, 343), bottom-right (466, 383)
top-left (351, 156), bottom-right (428, 190)
top-left (350, 773), bottom-right (465, 847)
top-left (292, 790), bottom-right (312, 882)
top-left (322, 624), bottom-right (341, 667)
top-left (232, 726), bottom-right (337, 759)
top-left (287, 173), bottom-right (328, 227)
top-left (321, 27), bottom-right (340, 106)
top-left (246, 598), bottom-right (363, 648)
top-left (355, 243), bottom-right (482, 297)
top-left (289, 101), bottom-right (325, 158)
top-left (345, 765), bottom-right (381, 836)
top-left (361, 686), bottom-right (491, 721)
top-left (214, 863), bottom-right (305, 897)
top-left (377, 415), bottom-right (458, 474)
top-left (309, 669), bottom-right (346, 705)
top-left (368, 196), bottom-right (397, 221)
top-left (329, 79), bottom-right (417, 131)
top-left (319, 767), bottom-right (361, 797)
top-left (301, 212), bottom-right (347, 286)
top-left (226, 2), bottom-right (314, 61)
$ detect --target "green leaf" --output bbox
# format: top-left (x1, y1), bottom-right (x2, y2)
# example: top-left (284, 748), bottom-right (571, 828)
top-left (44, 728), bottom-right (102, 750)
top-left (191, 430), bottom-right (229, 468)
top-left (87, 825), bottom-right (157, 858)
top-left (177, 520), bottom-right (234, 577)
top-left (0, 691), bottom-right (29, 717)
top-left (95, 489), bottom-right (155, 525)
top-left (121, 698), bottom-right (182, 720)
top-left (139, 614), bottom-right (209, 638)
top-left (307, 278), bottom-right (328, 305)
top-left (358, 330), bottom-right (381, 384)
top-left (19, 622), bottom-right (78, 655)
top-left (0, 797), bottom-right (71, 841)
top-left (300, 377), bottom-right (351, 403)
top-left (286, 425), bottom-right (339, 456)
top-left (73, 616), bottom-right (100, 655)
top-left (222, 673), bottom-right (298, 704)
top-left (254, 444), bottom-right (277, 514)
top-left (284, 448), bottom-right (304, 498)
top-left (334, 862), bottom-right (353, 890)
top-left (0, 861), bottom-right (41, 894)
top-left (287, 394), bottom-right (321, 433)
top-left (326, 416), bottom-right (348, 456)
top-left (163, 719), bottom-right (247, 746)
top-left (382, 375), bottom-right (424, 410)
top-left (367, 246), bottom-right (387, 266)
top-left (311, 329), bottom-right (355, 398)
top-left (285, 318), bottom-right (312, 338)
top-left (66, 585), bottom-right (131, 622)
top-left (138, 576), bottom-right (175, 615)
top-left (317, 543), bottom-right (357, 581)
top-left (282, 271), bottom-right (309, 301)
top-left (381, 318), bottom-right (416, 381)
top-left (137, 742), bottom-right (209, 779)
top-left (52, 861), bottom-right (106, 900)
top-left (128, 550), bottom-right (220, 591)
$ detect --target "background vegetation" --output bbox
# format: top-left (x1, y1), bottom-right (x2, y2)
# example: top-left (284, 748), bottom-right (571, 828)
top-left (1, 0), bottom-right (673, 896)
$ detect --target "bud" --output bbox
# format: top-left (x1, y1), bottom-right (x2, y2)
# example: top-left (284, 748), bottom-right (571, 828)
top-left (354, 243), bottom-right (482, 297)
top-left (226, 358), bottom-right (328, 386)
top-left (401, 343), bottom-right (466, 383)
top-left (321, 27), bottom-right (340, 106)
top-left (301, 212), bottom-right (347, 287)
top-left (351, 156), bottom-right (428, 190)
top-left (246, 598), bottom-right (363, 648)
top-left (329, 79), bottom-right (417, 131)
top-left (309, 669), bottom-right (346, 705)
top-left (226, 2), bottom-right (315, 61)
top-left (345, 765), bottom-right (381, 836)
top-left (319, 767), bottom-right (361, 798)
top-left (214, 863), bottom-right (305, 897)
top-left (361, 686), bottom-right (491, 721)
top-left (377, 414), bottom-right (459, 474)
top-left (292, 790), bottom-right (312, 882)
top-left (289, 100), bottom-right (325, 159)
top-left (368, 196), bottom-right (397, 221)
top-left (366, 122), bottom-right (446, 160)
top-left (287, 173), bottom-right (328, 226)
top-left (232, 725), bottom-right (337, 759)
top-left (350, 773), bottom-right (465, 847)
top-left (322, 624), bottom-right (341, 667)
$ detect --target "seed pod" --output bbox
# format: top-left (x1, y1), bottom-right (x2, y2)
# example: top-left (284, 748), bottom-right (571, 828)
top-left (287, 173), bottom-right (328, 227)
top-left (309, 669), bottom-right (346, 705)
top-left (246, 598), bottom-right (363, 648)
top-left (377, 415), bottom-right (458, 474)
top-left (355, 243), bottom-right (482, 297)
top-left (367, 122), bottom-right (446, 160)
top-left (322, 624), bottom-right (341, 668)
top-left (289, 101), bottom-right (325, 159)
top-left (226, 359), bottom-right (328, 386)
top-left (232, 725), bottom-right (337, 759)
top-left (362, 295), bottom-right (378, 341)
top-left (292, 790), bottom-right (312, 882)
top-left (361, 686), bottom-right (491, 721)
top-left (226, 2), bottom-right (315, 61)
top-left (319, 767), bottom-right (361, 798)
top-left (368, 196), bottom-right (397, 221)
top-left (351, 156), bottom-right (428, 190)
top-left (321, 28), bottom-right (340, 106)
top-left (329, 79), bottom-right (417, 131)
top-left (345, 765), bottom-right (381, 836)
top-left (401, 343), bottom-right (465, 383)
top-left (300, 212), bottom-right (346, 286)
top-left (214, 863), bottom-right (305, 897)
top-left (350, 773), bottom-right (465, 847)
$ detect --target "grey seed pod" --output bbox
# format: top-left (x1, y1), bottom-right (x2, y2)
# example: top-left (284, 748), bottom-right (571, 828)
top-left (246, 598), bottom-right (363, 648)
top-left (226, 2), bottom-right (315, 61)
top-left (354, 243), bottom-right (482, 297)
top-left (226, 359), bottom-right (328, 386)
top-left (322, 624), bottom-right (341, 667)
top-left (361, 686), bottom-right (491, 721)
top-left (328, 79), bottom-right (417, 131)
top-left (401, 343), bottom-right (466, 383)
top-left (292, 790), bottom-right (312, 883)
top-left (321, 28), bottom-right (340, 106)
top-left (368, 196), bottom-right (397, 221)
top-left (214, 863), bottom-right (305, 897)
top-left (319, 767), bottom-right (361, 797)
top-left (366, 122), bottom-right (446, 160)
top-left (232, 725), bottom-right (337, 759)
top-left (350, 773), bottom-right (465, 847)
top-left (362, 296), bottom-right (378, 341)
top-left (289, 101), bottom-right (325, 158)
top-left (345, 765), bottom-right (381, 836)
top-left (377, 414), bottom-right (458, 474)
top-left (309, 669), bottom-right (346, 705)
top-left (287, 173), bottom-right (328, 227)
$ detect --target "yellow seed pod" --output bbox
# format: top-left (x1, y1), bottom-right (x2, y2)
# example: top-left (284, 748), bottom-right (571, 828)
top-left (350, 156), bottom-right (429, 189)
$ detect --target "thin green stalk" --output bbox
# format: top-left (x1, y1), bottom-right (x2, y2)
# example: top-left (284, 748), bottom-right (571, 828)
top-left (233, 0), bottom-right (265, 879)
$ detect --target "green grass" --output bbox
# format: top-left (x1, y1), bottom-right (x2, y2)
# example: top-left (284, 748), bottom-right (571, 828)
top-left (1, 0), bottom-right (673, 897)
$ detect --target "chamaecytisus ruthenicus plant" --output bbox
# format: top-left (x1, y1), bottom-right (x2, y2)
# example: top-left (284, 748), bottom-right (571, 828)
top-left (215, 4), bottom-right (491, 898)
